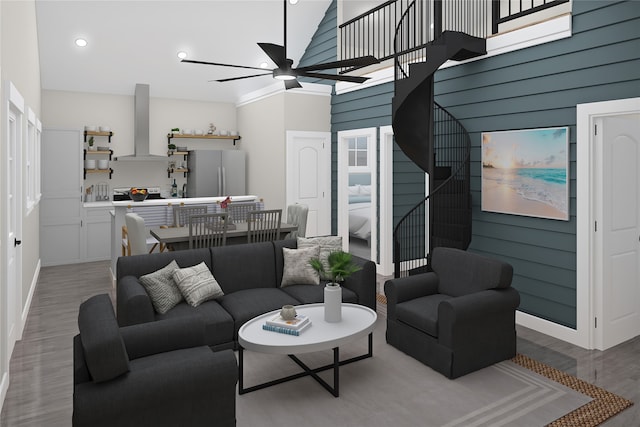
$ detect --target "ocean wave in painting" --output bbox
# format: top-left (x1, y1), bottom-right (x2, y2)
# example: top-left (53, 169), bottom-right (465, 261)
top-left (483, 167), bottom-right (568, 213)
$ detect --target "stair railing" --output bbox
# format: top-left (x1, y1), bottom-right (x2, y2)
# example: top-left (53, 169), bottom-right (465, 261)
top-left (393, 101), bottom-right (471, 278)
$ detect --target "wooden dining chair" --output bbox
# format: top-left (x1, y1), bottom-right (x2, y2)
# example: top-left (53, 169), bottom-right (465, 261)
top-left (173, 205), bottom-right (208, 227)
top-left (188, 213), bottom-right (229, 249)
top-left (247, 209), bottom-right (282, 243)
top-left (227, 202), bottom-right (258, 224)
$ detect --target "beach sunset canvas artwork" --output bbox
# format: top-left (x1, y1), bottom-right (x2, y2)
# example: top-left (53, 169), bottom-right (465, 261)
top-left (481, 127), bottom-right (569, 221)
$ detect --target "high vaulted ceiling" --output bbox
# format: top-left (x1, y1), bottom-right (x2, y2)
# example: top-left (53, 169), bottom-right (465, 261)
top-left (35, 0), bottom-right (333, 103)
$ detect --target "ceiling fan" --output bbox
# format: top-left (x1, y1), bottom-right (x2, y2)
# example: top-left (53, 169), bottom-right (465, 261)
top-left (181, 0), bottom-right (379, 89)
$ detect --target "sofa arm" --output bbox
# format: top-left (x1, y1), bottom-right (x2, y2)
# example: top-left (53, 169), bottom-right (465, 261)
top-left (120, 317), bottom-right (206, 360)
top-left (343, 256), bottom-right (377, 310)
top-left (438, 287), bottom-right (520, 348)
top-left (72, 348), bottom-right (238, 427)
top-left (116, 276), bottom-right (155, 327)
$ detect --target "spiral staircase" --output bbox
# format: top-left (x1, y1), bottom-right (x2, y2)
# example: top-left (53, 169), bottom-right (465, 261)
top-left (392, 2), bottom-right (486, 277)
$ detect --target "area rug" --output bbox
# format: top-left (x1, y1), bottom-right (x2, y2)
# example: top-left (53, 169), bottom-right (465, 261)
top-left (236, 316), bottom-right (632, 427)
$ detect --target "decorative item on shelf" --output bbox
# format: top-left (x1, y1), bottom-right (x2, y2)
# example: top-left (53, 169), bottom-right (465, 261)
top-left (84, 159), bottom-right (96, 170)
top-left (177, 146), bottom-right (188, 152)
top-left (171, 179), bottom-right (178, 197)
top-left (128, 187), bottom-right (148, 202)
top-left (171, 128), bottom-right (180, 134)
top-left (310, 251), bottom-right (362, 323)
top-left (87, 136), bottom-right (97, 151)
top-left (208, 123), bottom-right (216, 135)
top-left (97, 159), bottom-right (109, 170)
top-left (280, 305), bottom-right (297, 321)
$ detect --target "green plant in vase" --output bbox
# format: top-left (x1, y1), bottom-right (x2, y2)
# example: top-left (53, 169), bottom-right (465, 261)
top-left (87, 136), bottom-right (96, 151)
top-left (310, 250), bottom-right (361, 286)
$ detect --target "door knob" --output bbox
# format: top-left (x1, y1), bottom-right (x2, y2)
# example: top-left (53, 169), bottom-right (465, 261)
top-left (14, 238), bottom-right (22, 247)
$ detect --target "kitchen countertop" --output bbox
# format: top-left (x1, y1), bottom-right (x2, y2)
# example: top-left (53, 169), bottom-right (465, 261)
top-left (111, 195), bottom-right (259, 207)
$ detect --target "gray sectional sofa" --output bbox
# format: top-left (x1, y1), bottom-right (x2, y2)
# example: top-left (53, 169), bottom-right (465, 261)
top-left (116, 238), bottom-right (377, 350)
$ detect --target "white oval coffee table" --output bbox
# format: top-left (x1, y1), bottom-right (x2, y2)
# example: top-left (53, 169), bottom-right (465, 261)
top-left (238, 303), bottom-right (377, 397)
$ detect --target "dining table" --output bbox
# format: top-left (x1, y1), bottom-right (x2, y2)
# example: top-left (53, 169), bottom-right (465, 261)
top-left (149, 222), bottom-right (298, 250)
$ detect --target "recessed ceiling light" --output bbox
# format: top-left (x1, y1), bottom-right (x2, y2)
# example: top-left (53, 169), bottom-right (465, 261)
top-left (75, 38), bottom-right (88, 47)
top-left (259, 62), bottom-right (269, 69)
top-left (177, 51), bottom-right (188, 59)
top-left (289, 0), bottom-right (299, 4)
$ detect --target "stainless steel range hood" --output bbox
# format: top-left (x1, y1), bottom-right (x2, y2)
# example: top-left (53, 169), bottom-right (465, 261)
top-left (115, 84), bottom-right (166, 161)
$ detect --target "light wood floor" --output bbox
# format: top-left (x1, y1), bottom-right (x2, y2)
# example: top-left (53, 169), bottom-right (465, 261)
top-left (0, 261), bottom-right (637, 426)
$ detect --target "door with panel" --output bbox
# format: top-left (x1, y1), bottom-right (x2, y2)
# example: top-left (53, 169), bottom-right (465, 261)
top-left (286, 131), bottom-right (331, 237)
top-left (40, 129), bottom-right (83, 266)
top-left (598, 113), bottom-right (640, 349)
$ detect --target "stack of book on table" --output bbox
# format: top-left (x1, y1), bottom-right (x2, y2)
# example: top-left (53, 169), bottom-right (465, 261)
top-left (262, 313), bottom-right (311, 336)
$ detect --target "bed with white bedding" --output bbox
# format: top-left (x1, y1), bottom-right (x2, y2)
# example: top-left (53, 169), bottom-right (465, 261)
top-left (348, 175), bottom-right (372, 243)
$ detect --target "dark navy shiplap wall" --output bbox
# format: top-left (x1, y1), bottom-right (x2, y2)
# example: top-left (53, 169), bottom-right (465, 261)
top-left (302, 0), bottom-right (640, 328)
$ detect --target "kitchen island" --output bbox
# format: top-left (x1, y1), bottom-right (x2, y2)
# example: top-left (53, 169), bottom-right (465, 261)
top-left (110, 195), bottom-right (260, 280)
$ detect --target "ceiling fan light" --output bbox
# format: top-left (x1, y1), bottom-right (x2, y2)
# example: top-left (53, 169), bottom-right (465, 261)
top-left (177, 51), bottom-right (187, 59)
top-left (289, 0), bottom-right (299, 4)
top-left (75, 38), bottom-right (88, 47)
top-left (273, 69), bottom-right (296, 80)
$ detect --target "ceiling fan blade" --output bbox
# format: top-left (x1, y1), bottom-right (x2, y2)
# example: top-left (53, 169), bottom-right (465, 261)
top-left (296, 71), bottom-right (369, 84)
top-left (296, 55), bottom-right (379, 72)
top-left (213, 73), bottom-right (273, 83)
top-left (284, 79), bottom-right (302, 90)
top-left (182, 59), bottom-right (266, 71)
top-left (258, 43), bottom-right (288, 68)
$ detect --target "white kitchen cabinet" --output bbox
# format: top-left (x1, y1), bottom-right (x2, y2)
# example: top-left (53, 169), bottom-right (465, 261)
top-left (83, 205), bottom-right (112, 261)
top-left (41, 129), bottom-right (83, 266)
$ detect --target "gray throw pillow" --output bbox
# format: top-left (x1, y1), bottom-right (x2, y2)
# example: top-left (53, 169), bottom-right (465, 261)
top-left (173, 262), bottom-right (224, 307)
top-left (139, 260), bottom-right (183, 314)
top-left (297, 236), bottom-right (343, 280)
top-left (281, 246), bottom-right (320, 287)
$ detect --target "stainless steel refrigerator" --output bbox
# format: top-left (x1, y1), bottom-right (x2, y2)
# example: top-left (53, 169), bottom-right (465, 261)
top-left (186, 150), bottom-right (246, 197)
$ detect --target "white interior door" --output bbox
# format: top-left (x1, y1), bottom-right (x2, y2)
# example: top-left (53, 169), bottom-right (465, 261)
top-left (597, 113), bottom-right (640, 349)
top-left (4, 82), bottom-right (24, 361)
top-left (286, 131), bottom-right (331, 237)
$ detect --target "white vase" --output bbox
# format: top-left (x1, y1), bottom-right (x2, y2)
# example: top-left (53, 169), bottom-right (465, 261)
top-left (324, 284), bottom-right (342, 322)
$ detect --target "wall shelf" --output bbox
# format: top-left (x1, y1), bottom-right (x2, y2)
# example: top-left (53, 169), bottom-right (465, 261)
top-left (84, 130), bottom-right (113, 143)
top-left (84, 168), bottom-right (113, 179)
top-left (84, 149), bottom-right (113, 161)
top-left (167, 133), bottom-right (241, 146)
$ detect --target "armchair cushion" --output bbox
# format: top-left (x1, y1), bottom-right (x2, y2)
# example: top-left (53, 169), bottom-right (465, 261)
top-left (78, 295), bottom-right (130, 383)
top-left (395, 294), bottom-right (452, 337)
top-left (432, 247), bottom-right (513, 297)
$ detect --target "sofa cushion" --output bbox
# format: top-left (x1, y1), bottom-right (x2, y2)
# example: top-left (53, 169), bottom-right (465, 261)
top-left (78, 294), bottom-right (130, 383)
top-left (211, 242), bottom-right (278, 292)
top-left (432, 247), bottom-right (513, 297)
top-left (173, 262), bottom-right (224, 307)
top-left (281, 246), bottom-right (320, 287)
top-left (156, 300), bottom-right (234, 348)
top-left (281, 283), bottom-right (358, 306)
top-left (297, 236), bottom-right (342, 280)
top-left (218, 288), bottom-right (300, 335)
top-left (395, 294), bottom-right (453, 337)
top-left (139, 260), bottom-right (183, 314)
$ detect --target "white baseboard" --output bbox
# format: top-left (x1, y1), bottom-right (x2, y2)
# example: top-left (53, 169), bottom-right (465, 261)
top-left (516, 310), bottom-right (590, 349)
top-left (0, 372), bottom-right (8, 417)
top-left (19, 260), bottom-right (40, 340)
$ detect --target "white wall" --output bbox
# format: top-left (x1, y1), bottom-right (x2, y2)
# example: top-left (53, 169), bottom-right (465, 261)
top-left (0, 0), bottom-right (41, 412)
top-left (42, 90), bottom-right (238, 194)
top-left (237, 84), bottom-right (331, 210)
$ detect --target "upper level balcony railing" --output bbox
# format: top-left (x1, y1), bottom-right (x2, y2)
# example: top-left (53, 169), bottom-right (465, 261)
top-left (338, 0), bottom-right (569, 68)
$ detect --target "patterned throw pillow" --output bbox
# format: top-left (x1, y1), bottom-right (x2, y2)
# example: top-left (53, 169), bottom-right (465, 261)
top-left (173, 262), bottom-right (224, 307)
top-left (297, 236), bottom-right (343, 280)
top-left (281, 246), bottom-right (320, 287)
top-left (139, 260), bottom-right (183, 314)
